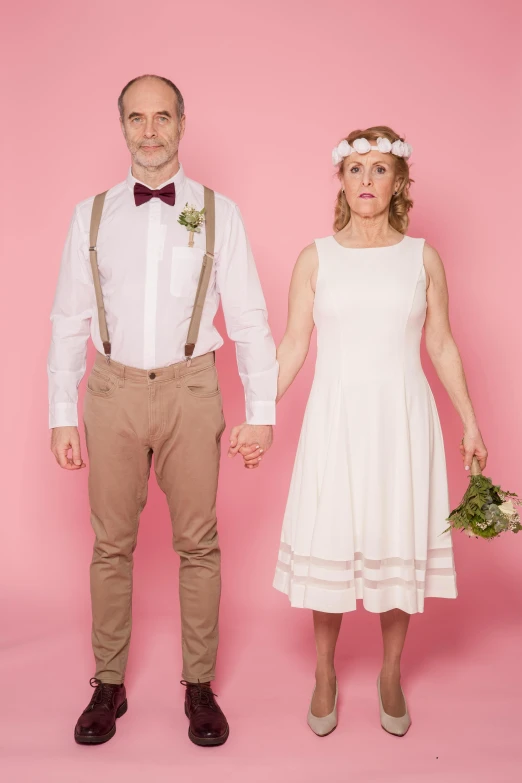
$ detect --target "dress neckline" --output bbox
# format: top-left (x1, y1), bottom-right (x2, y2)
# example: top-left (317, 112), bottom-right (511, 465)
top-left (331, 235), bottom-right (408, 251)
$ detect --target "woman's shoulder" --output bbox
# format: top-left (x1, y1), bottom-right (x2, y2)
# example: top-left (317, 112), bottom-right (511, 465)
top-left (307, 235), bottom-right (339, 260)
top-left (403, 235), bottom-right (439, 262)
top-left (415, 240), bottom-right (446, 291)
top-left (402, 234), bottom-right (425, 246)
top-left (295, 241), bottom-right (319, 270)
top-left (419, 239), bottom-right (444, 267)
top-left (403, 235), bottom-right (438, 254)
top-left (313, 235), bottom-right (335, 248)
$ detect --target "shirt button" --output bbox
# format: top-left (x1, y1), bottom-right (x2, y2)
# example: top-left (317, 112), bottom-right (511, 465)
top-left (149, 372), bottom-right (156, 380)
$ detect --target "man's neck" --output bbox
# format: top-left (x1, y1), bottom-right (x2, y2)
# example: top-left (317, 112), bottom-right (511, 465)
top-left (131, 157), bottom-right (180, 189)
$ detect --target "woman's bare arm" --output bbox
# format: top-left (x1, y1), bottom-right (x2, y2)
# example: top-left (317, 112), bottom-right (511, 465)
top-left (423, 242), bottom-right (487, 470)
top-left (234, 244), bottom-right (317, 468)
top-left (276, 243), bottom-right (317, 402)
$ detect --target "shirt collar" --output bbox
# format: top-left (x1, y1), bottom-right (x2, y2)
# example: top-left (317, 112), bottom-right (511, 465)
top-left (126, 163), bottom-right (186, 194)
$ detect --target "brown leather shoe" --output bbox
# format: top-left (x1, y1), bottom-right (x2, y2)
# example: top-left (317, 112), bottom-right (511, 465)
top-left (182, 681), bottom-right (229, 746)
top-left (74, 678), bottom-right (128, 745)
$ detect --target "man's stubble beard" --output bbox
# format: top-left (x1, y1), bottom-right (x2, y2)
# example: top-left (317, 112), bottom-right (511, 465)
top-left (128, 134), bottom-right (180, 171)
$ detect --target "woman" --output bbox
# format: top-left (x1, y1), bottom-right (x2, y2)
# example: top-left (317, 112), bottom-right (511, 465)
top-left (265, 127), bottom-right (487, 736)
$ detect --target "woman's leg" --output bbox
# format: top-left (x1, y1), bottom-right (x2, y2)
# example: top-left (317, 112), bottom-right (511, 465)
top-left (379, 608), bottom-right (410, 716)
top-left (311, 611), bottom-right (342, 717)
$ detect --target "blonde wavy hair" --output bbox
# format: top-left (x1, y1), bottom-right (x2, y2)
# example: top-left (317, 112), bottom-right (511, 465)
top-left (333, 126), bottom-right (414, 234)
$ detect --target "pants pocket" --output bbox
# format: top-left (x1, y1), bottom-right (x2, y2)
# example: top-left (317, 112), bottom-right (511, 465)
top-left (182, 365), bottom-right (221, 398)
top-left (87, 369), bottom-right (118, 398)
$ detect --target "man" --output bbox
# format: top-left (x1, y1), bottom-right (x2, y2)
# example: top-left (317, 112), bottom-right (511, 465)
top-left (48, 74), bottom-right (277, 747)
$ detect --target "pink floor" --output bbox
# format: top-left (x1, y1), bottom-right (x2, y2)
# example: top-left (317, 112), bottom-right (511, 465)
top-left (3, 600), bottom-right (521, 783)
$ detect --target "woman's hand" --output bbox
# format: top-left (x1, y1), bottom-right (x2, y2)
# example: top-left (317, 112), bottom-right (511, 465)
top-left (460, 428), bottom-right (488, 472)
top-left (228, 423), bottom-right (273, 469)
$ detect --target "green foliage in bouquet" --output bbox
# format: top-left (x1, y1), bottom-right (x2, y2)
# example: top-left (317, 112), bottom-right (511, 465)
top-left (178, 204), bottom-right (206, 233)
top-left (446, 472), bottom-right (522, 539)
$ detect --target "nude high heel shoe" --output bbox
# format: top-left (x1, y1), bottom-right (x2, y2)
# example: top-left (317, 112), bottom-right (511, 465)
top-left (377, 676), bottom-right (411, 736)
top-left (307, 680), bottom-right (338, 737)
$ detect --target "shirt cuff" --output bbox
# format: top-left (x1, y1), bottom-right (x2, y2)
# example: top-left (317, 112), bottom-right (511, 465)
top-left (49, 403), bottom-right (79, 429)
top-left (246, 400), bottom-right (276, 425)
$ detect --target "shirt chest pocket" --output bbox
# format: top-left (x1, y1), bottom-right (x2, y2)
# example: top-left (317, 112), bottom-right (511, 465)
top-left (170, 247), bottom-right (205, 298)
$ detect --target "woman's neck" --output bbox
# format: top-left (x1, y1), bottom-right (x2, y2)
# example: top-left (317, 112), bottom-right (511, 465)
top-left (337, 213), bottom-right (402, 248)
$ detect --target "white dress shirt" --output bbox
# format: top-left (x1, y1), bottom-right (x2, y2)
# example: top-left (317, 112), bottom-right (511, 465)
top-left (48, 165), bottom-right (278, 428)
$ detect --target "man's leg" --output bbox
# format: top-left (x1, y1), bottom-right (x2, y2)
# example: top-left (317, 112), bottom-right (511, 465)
top-left (75, 363), bottom-right (152, 744)
top-left (85, 382), bottom-right (152, 683)
top-left (153, 356), bottom-right (228, 745)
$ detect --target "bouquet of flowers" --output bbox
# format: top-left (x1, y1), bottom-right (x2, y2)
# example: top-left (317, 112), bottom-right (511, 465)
top-left (446, 457), bottom-right (521, 539)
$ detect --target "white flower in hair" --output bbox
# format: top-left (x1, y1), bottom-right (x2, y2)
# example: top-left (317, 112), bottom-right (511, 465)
top-left (352, 137), bottom-right (372, 154)
top-left (391, 139), bottom-right (412, 158)
top-left (332, 139), bottom-right (351, 165)
top-left (331, 135), bottom-right (412, 165)
top-left (376, 137), bottom-right (392, 153)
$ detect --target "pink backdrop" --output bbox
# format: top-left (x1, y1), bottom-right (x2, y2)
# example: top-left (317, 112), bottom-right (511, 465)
top-left (2, 1), bottom-right (521, 781)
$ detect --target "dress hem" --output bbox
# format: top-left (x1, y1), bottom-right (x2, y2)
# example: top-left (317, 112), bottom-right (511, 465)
top-left (273, 568), bottom-right (457, 615)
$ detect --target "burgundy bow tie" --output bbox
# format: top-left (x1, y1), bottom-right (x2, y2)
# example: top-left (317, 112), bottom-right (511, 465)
top-left (133, 182), bottom-right (176, 207)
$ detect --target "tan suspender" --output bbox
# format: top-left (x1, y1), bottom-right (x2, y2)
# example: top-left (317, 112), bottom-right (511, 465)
top-left (88, 186), bottom-right (216, 365)
top-left (89, 191), bottom-right (111, 360)
top-left (185, 186), bottom-right (215, 362)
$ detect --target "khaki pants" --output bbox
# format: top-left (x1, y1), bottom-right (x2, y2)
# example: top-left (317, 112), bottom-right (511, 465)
top-left (83, 351), bottom-right (225, 685)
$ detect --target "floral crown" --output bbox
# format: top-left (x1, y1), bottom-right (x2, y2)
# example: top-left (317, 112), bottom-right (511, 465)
top-left (332, 137), bottom-right (412, 166)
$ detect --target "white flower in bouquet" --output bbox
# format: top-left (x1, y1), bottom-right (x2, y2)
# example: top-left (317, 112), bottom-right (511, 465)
top-left (499, 500), bottom-right (516, 517)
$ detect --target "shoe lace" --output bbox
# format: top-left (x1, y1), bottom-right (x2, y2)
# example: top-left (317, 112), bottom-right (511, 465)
top-left (88, 677), bottom-right (116, 710)
top-left (180, 680), bottom-right (218, 711)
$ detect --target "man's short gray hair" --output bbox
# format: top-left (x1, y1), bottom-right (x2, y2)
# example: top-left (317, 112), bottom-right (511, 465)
top-left (118, 75), bottom-right (185, 121)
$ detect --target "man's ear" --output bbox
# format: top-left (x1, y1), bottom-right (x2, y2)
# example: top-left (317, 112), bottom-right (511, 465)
top-left (179, 114), bottom-right (186, 142)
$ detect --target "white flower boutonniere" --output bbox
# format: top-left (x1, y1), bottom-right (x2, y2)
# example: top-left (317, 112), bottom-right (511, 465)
top-left (178, 203), bottom-right (206, 247)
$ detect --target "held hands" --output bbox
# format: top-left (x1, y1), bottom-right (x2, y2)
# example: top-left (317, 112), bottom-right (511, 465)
top-left (228, 424), bottom-right (273, 469)
top-left (51, 426), bottom-right (86, 470)
top-left (460, 428), bottom-right (488, 473)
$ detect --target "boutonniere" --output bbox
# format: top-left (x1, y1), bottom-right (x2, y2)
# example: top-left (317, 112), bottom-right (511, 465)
top-left (178, 203), bottom-right (206, 247)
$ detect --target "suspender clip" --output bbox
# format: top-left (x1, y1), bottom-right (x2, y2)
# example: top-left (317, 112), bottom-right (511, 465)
top-left (103, 341), bottom-right (111, 364)
top-left (185, 343), bottom-right (195, 368)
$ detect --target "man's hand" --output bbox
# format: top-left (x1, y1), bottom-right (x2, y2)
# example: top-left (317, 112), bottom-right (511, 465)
top-left (228, 424), bottom-right (273, 469)
top-left (51, 426), bottom-right (86, 470)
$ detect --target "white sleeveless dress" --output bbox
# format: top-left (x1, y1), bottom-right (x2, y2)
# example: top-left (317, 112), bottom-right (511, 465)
top-left (273, 235), bottom-right (458, 614)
